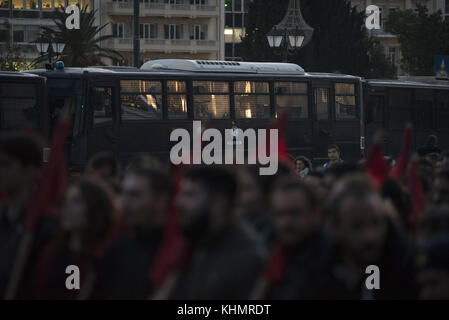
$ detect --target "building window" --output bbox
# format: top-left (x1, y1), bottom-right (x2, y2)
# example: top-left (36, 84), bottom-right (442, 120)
top-left (164, 24), bottom-right (183, 39)
top-left (55, 0), bottom-right (65, 9)
top-left (12, 0), bottom-right (24, 9)
top-left (13, 25), bottom-right (25, 42)
top-left (0, 1), bottom-right (9, 9)
top-left (190, 0), bottom-right (206, 4)
top-left (140, 23), bottom-right (157, 39)
top-left (389, 47), bottom-right (397, 68)
top-left (113, 23), bottom-right (130, 39)
top-left (190, 24), bottom-right (207, 40)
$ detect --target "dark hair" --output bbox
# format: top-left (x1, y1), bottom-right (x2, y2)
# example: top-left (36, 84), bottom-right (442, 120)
top-left (325, 162), bottom-right (364, 179)
top-left (328, 175), bottom-right (377, 222)
top-left (420, 203), bottom-right (449, 238)
top-left (126, 157), bottom-right (171, 196)
top-left (381, 177), bottom-right (412, 223)
top-left (69, 179), bottom-right (113, 248)
top-left (272, 176), bottom-right (319, 210)
top-left (184, 165), bottom-right (237, 205)
top-left (241, 162), bottom-right (291, 196)
top-left (87, 151), bottom-right (120, 178)
top-left (0, 132), bottom-right (42, 167)
top-left (295, 156), bottom-right (313, 170)
top-left (327, 144), bottom-right (340, 153)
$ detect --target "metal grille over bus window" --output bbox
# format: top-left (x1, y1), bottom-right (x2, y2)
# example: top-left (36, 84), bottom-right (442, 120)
top-left (120, 80), bottom-right (163, 121)
top-left (167, 80), bottom-right (188, 120)
top-left (234, 81), bottom-right (271, 119)
top-left (275, 82), bottom-right (309, 120)
top-left (193, 81), bottom-right (230, 120)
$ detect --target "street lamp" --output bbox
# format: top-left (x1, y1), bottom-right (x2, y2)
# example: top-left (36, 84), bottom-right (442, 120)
top-left (36, 37), bottom-right (65, 64)
top-left (266, 0), bottom-right (313, 62)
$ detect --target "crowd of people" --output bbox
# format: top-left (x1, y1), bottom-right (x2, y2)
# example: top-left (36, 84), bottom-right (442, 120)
top-left (1, 128), bottom-right (449, 300)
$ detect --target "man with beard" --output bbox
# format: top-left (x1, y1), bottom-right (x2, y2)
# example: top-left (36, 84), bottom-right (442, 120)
top-left (94, 158), bottom-right (171, 299)
top-left (168, 165), bottom-right (266, 299)
top-left (309, 175), bottom-right (418, 299)
top-left (253, 177), bottom-right (329, 299)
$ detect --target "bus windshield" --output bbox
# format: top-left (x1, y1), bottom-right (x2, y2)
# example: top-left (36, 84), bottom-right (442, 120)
top-left (0, 81), bottom-right (40, 130)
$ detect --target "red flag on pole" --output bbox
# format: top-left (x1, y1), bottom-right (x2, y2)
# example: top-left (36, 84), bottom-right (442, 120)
top-left (263, 245), bottom-right (291, 293)
top-left (366, 143), bottom-right (389, 187)
top-left (391, 125), bottom-right (413, 180)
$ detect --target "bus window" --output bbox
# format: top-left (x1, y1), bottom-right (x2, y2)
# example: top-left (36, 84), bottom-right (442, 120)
top-left (93, 87), bottom-right (113, 125)
top-left (234, 81), bottom-right (270, 119)
top-left (167, 80), bottom-right (188, 120)
top-left (436, 90), bottom-right (449, 130)
top-left (121, 80), bottom-right (162, 120)
top-left (275, 82), bottom-right (308, 119)
top-left (0, 82), bottom-right (39, 129)
top-left (193, 81), bottom-right (230, 119)
top-left (315, 88), bottom-right (330, 120)
top-left (335, 83), bottom-right (357, 120)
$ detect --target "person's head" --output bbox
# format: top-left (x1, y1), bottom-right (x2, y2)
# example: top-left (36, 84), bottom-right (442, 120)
top-left (417, 237), bottom-right (449, 300)
top-left (85, 151), bottom-right (120, 182)
top-left (121, 157), bottom-right (171, 231)
top-left (329, 175), bottom-right (389, 265)
top-left (327, 145), bottom-right (341, 163)
top-left (427, 135), bottom-right (438, 146)
top-left (176, 166), bottom-right (237, 242)
top-left (271, 177), bottom-right (321, 247)
top-left (0, 132), bottom-right (42, 196)
top-left (433, 170), bottom-right (449, 205)
top-left (295, 156), bottom-right (312, 171)
top-left (61, 179), bottom-right (113, 250)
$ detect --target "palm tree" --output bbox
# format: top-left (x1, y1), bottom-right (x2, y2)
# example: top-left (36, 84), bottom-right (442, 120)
top-left (35, 5), bottom-right (122, 67)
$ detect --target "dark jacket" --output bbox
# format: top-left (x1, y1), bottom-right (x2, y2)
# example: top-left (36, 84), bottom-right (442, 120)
top-left (304, 222), bottom-right (419, 300)
top-left (170, 223), bottom-right (266, 300)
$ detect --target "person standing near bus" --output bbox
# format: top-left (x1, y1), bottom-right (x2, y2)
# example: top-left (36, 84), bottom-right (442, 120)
top-left (323, 144), bottom-right (344, 169)
top-left (418, 135), bottom-right (441, 158)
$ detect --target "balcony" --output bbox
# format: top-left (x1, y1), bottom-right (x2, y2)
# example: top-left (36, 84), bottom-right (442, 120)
top-left (105, 2), bottom-right (219, 17)
top-left (105, 38), bottom-right (218, 53)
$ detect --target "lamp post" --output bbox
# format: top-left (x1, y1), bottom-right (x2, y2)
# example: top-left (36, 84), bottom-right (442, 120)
top-left (266, 0), bottom-right (314, 62)
top-left (36, 37), bottom-right (65, 64)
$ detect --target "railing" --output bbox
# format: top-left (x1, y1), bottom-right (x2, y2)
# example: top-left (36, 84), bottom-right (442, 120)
top-left (106, 1), bottom-right (218, 15)
top-left (106, 38), bottom-right (217, 51)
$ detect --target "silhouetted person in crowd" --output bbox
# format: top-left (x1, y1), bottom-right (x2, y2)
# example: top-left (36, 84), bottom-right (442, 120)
top-left (323, 144), bottom-right (344, 169)
top-left (309, 175), bottom-right (418, 299)
top-left (436, 151), bottom-right (449, 171)
top-left (0, 132), bottom-right (56, 298)
top-left (433, 170), bottom-right (449, 205)
top-left (94, 158), bottom-right (171, 299)
top-left (418, 135), bottom-right (441, 157)
top-left (260, 177), bottom-right (328, 299)
top-left (167, 166), bottom-right (266, 299)
top-left (34, 179), bottom-right (113, 299)
top-left (85, 151), bottom-right (121, 185)
top-left (417, 236), bottom-right (449, 299)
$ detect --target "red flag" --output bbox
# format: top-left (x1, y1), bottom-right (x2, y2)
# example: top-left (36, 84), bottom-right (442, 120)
top-left (24, 117), bottom-right (71, 232)
top-left (407, 160), bottom-right (426, 230)
top-left (150, 164), bottom-right (192, 289)
top-left (263, 245), bottom-right (291, 292)
top-left (366, 143), bottom-right (389, 187)
top-left (391, 125), bottom-right (413, 180)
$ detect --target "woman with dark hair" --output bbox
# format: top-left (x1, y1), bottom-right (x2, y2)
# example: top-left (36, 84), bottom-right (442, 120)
top-left (294, 156), bottom-right (313, 178)
top-left (34, 179), bottom-right (114, 299)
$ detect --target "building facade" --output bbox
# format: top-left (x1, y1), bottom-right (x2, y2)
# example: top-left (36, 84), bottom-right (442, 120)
top-left (350, 0), bottom-right (448, 76)
top-left (0, 0), bottom-right (93, 69)
top-left (99, 0), bottom-right (224, 66)
top-left (224, 0), bottom-right (249, 61)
